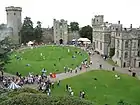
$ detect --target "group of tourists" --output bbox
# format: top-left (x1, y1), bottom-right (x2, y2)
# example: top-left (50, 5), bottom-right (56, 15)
top-left (65, 84), bottom-right (85, 98)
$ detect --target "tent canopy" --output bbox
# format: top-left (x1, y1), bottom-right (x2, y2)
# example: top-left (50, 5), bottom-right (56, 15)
top-left (27, 41), bottom-right (34, 45)
top-left (72, 39), bottom-right (76, 41)
top-left (78, 38), bottom-right (91, 42)
top-left (8, 82), bottom-right (21, 89)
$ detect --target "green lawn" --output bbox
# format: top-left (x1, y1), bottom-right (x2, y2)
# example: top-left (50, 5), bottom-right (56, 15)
top-left (5, 46), bottom-right (88, 76)
top-left (52, 70), bottom-right (140, 105)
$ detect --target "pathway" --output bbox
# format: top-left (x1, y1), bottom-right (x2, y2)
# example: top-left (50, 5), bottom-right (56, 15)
top-left (3, 46), bottom-right (140, 89)
top-left (55, 53), bottom-right (140, 81)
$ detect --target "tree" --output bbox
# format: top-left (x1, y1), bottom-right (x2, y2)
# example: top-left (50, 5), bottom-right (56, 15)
top-left (20, 17), bottom-right (34, 44)
top-left (34, 21), bottom-right (43, 43)
top-left (79, 25), bottom-right (92, 42)
top-left (109, 48), bottom-right (115, 57)
top-left (70, 22), bottom-right (79, 32)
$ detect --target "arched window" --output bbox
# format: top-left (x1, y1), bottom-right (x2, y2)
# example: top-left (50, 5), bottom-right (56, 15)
top-left (117, 51), bottom-right (119, 58)
top-left (125, 41), bottom-right (129, 48)
top-left (124, 52), bottom-right (128, 58)
top-left (138, 51), bottom-right (140, 57)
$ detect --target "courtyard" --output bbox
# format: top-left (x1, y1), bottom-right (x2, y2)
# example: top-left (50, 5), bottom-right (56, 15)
top-left (4, 45), bottom-right (88, 76)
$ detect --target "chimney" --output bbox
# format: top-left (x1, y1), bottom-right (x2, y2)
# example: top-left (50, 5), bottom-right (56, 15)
top-left (118, 21), bottom-right (120, 24)
top-left (130, 24), bottom-right (132, 29)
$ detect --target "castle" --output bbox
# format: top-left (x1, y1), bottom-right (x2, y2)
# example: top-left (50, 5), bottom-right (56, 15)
top-left (92, 15), bottom-right (140, 68)
top-left (0, 6), bottom-right (22, 44)
top-left (1, 6), bottom-right (139, 68)
top-left (42, 19), bottom-right (80, 44)
top-left (0, 6), bottom-right (80, 45)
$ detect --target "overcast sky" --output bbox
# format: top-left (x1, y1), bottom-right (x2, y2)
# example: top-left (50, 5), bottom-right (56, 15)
top-left (0, 0), bottom-right (140, 28)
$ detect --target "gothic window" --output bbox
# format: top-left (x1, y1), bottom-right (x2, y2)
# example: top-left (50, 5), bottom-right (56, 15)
top-left (138, 51), bottom-right (140, 57)
top-left (124, 52), bottom-right (128, 58)
top-left (133, 42), bottom-right (136, 48)
top-left (117, 51), bottom-right (119, 58)
top-left (117, 40), bottom-right (119, 48)
top-left (125, 40), bottom-right (129, 48)
top-left (96, 41), bottom-right (98, 48)
top-left (100, 42), bottom-right (102, 50)
top-left (138, 39), bottom-right (140, 47)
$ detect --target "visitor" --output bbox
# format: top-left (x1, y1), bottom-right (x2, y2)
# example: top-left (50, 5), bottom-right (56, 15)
top-left (66, 84), bottom-right (69, 91)
top-left (79, 91), bottom-right (82, 98)
top-left (64, 67), bottom-right (67, 73)
top-left (51, 82), bottom-right (54, 88)
top-left (128, 67), bottom-right (132, 72)
top-left (57, 80), bottom-right (60, 86)
top-left (90, 60), bottom-right (92, 65)
top-left (70, 91), bottom-right (74, 96)
top-left (70, 68), bottom-right (72, 73)
top-left (132, 72), bottom-right (136, 77)
top-left (75, 69), bottom-right (77, 73)
top-left (82, 91), bottom-right (85, 98)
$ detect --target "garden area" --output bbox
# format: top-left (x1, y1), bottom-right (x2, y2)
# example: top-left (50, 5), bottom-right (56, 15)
top-left (4, 46), bottom-right (88, 76)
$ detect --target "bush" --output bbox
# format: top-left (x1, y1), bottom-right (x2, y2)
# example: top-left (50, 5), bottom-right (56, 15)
top-left (0, 93), bottom-right (94, 105)
top-left (0, 88), bottom-right (41, 103)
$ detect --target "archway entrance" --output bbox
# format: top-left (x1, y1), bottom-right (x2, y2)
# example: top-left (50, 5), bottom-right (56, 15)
top-left (59, 39), bottom-right (63, 44)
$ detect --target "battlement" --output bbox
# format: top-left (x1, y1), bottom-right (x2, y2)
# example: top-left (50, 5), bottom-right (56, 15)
top-left (54, 19), bottom-right (67, 24)
top-left (6, 6), bottom-right (22, 11)
top-left (95, 15), bottom-right (104, 17)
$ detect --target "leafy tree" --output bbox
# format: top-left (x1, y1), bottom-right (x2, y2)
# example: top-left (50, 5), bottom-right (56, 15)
top-left (70, 22), bottom-right (79, 32)
top-left (34, 21), bottom-right (43, 43)
top-left (109, 48), bottom-right (115, 57)
top-left (79, 25), bottom-right (92, 42)
top-left (20, 17), bottom-right (34, 44)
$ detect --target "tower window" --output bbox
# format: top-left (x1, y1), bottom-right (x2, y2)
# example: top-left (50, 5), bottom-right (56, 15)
top-left (14, 13), bottom-right (16, 15)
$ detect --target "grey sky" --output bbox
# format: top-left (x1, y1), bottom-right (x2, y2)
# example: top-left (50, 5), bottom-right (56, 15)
top-left (0, 0), bottom-right (140, 28)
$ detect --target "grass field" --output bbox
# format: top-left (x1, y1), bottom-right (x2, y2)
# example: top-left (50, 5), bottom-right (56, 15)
top-left (5, 46), bottom-right (88, 76)
top-left (52, 70), bottom-right (140, 105)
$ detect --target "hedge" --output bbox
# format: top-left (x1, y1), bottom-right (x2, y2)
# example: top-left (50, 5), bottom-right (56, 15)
top-left (0, 93), bottom-right (94, 105)
top-left (0, 88), bottom-right (41, 103)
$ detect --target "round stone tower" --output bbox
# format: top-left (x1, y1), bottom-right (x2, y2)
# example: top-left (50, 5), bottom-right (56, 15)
top-left (6, 6), bottom-right (22, 44)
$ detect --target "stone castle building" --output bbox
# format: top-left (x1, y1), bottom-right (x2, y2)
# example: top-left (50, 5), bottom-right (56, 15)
top-left (92, 15), bottom-right (140, 68)
top-left (42, 27), bottom-right (53, 43)
top-left (53, 19), bottom-right (68, 44)
top-left (0, 6), bottom-right (22, 44)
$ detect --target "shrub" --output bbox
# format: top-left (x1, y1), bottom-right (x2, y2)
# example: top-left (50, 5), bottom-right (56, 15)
top-left (0, 88), bottom-right (41, 103)
top-left (109, 48), bottom-right (115, 57)
top-left (0, 93), bottom-right (94, 105)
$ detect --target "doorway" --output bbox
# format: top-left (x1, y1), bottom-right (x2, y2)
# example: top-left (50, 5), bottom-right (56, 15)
top-left (123, 62), bottom-right (126, 67)
top-left (59, 39), bottom-right (63, 44)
